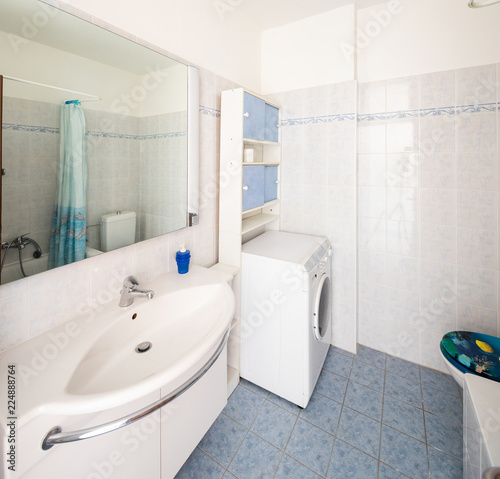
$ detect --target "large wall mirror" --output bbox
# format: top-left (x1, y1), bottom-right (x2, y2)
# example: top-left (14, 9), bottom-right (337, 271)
top-left (0, 0), bottom-right (199, 285)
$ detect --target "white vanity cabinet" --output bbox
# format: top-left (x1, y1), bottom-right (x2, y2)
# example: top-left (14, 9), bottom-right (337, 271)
top-left (18, 392), bottom-right (162, 479)
top-left (219, 88), bottom-right (281, 392)
top-left (14, 352), bottom-right (227, 479)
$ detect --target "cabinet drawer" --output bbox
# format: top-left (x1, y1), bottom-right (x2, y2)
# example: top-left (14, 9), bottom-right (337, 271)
top-left (264, 165), bottom-right (278, 202)
top-left (242, 165), bottom-right (265, 211)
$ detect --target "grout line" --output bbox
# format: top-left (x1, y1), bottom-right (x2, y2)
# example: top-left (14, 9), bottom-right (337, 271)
top-left (377, 354), bottom-right (387, 478)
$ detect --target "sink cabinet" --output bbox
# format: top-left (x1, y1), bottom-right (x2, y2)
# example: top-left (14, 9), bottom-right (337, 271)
top-left (15, 350), bottom-right (227, 479)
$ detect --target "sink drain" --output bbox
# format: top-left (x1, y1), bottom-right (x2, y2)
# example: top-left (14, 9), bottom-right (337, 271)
top-left (135, 341), bottom-right (152, 353)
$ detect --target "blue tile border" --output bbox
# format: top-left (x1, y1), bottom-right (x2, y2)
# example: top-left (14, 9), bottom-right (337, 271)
top-left (3, 104), bottom-right (216, 138)
top-left (200, 105), bottom-right (221, 117)
top-left (281, 101), bottom-right (499, 127)
top-left (3, 122), bottom-right (187, 140)
top-left (281, 112), bottom-right (355, 126)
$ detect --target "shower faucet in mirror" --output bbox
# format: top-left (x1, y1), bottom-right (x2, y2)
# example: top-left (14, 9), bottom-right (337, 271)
top-left (1, 233), bottom-right (42, 278)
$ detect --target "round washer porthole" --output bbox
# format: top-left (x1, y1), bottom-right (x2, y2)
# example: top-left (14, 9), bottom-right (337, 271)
top-left (313, 273), bottom-right (330, 341)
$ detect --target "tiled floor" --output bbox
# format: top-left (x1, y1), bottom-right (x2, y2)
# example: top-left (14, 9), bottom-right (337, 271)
top-left (175, 346), bottom-right (463, 479)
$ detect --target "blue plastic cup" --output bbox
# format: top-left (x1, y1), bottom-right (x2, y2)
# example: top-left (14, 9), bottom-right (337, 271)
top-left (176, 249), bottom-right (190, 274)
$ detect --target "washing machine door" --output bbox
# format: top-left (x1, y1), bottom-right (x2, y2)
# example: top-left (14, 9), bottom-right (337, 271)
top-left (313, 273), bottom-right (330, 341)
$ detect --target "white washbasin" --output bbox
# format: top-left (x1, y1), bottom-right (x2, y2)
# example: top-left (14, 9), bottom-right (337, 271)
top-left (0, 265), bottom-right (235, 422)
top-left (67, 282), bottom-right (232, 395)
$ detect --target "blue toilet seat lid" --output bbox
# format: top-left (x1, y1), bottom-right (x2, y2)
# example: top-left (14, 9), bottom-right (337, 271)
top-left (441, 331), bottom-right (500, 382)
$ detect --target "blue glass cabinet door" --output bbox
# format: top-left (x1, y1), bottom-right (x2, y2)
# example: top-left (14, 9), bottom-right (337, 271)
top-left (243, 92), bottom-right (266, 141)
top-left (264, 166), bottom-right (278, 202)
top-left (264, 103), bottom-right (279, 142)
top-left (242, 165), bottom-right (265, 211)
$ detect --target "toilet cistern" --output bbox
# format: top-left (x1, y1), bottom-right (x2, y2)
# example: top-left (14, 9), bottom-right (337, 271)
top-left (119, 275), bottom-right (155, 307)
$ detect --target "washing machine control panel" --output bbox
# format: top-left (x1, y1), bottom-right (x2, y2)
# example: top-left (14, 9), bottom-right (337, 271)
top-left (316, 249), bottom-right (331, 276)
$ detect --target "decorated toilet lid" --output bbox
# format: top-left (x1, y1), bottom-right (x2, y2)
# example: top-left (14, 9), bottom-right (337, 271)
top-left (441, 331), bottom-right (500, 382)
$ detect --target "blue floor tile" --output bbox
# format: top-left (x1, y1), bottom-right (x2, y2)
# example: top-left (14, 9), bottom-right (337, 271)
top-left (223, 385), bottom-right (265, 428)
top-left (327, 439), bottom-right (379, 478)
top-left (299, 391), bottom-right (342, 434)
top-left (425, 412), bottom-right (463, 459)
top-left (228, 432), bottom-right (282, 479)
top-left (239, 378), bottom-right (269, 399)
top-left (386, 356), bottom-right (420, 382)
top-left (190, 349), bottom-right (466, 479)
top-left (420, 366), bottom-right (460, 397)
top-left (382, 395), bottom-right (426, 442)
top-left (267, 392), bottom-right (301, 415)
top-left (331, 345), bottom-right (355, 358)
top-left (380, 426), bottom-right (429, 479)
top-left (378, 463), bottom-right (409, 478)
top-left (198, 414), bottom-right (247, 467)
top-left (350, 360), bottom-right (385, 392)
top-left (315, 369), bottom-right (348, 403)
top-left (344, 380), bottom-right (383, 420)
top-left (428, 447), bottom-right (464, 478)
top-left (385, 371), bottom-right (423, 408)
top-left (175, 448), bottom-right (225, 479)
top-left (275, 454), bottom-right (322, 479)
top-left (250, 400), bottom-right (297, 450)
top-left (336, 407), bottom-right (381, 458)
top-left (285, 418), bottom-right (334, 476)
top-left (422, 385), bottom-right (463, 425)
top-left (356, 345), bottom-right (387, 369)
top-left (323, 349), bottom-right (354, 378)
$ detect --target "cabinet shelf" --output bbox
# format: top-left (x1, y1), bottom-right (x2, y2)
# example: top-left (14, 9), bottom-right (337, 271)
top-left (219, 88), bottom-right (282, 389)
top-left (242, 162), bottom-right (280, 166)
top-left (242, 213), bottom-right (279, 235)
top-left (242, 199), bottom-right (279, 215)
top-left (243, 137), bottom-right (280, 146)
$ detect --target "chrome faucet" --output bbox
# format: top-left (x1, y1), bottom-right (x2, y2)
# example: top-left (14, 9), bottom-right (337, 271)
top-left (119, 275), bottom-right (155, 307)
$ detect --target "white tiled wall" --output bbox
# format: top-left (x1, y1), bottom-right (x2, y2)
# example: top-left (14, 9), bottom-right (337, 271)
top-left (357, 63), bottom-right (499, 372)
top-left (268, 81), bottom-right (358, 354)
top-left (0, 66), bottom-right (237, 352)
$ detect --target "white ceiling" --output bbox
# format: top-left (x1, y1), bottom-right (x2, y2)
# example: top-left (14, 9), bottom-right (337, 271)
top-left (235, 0), bottom-right (384, 31)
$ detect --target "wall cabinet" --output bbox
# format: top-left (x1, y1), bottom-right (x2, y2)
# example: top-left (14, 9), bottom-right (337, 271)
top-left (243, 92), bottom-right (279, 142)
top-left (219, 88), bottom-right (281, 390)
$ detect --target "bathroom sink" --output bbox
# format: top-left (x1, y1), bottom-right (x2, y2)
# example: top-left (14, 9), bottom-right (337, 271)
top-left (67, 281), bottom-right (233, 395)
top-left (0, 265), bottom-right (234, 421)
top-left (0, 266), bottom-right (234, 477)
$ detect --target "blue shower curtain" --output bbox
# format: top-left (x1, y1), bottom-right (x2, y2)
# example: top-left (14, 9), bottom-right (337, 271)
top-left (48, 100), bottom-right (87, 269)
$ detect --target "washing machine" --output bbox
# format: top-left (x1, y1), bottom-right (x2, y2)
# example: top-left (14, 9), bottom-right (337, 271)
top-left (240, 231), bottom-right (332, 408)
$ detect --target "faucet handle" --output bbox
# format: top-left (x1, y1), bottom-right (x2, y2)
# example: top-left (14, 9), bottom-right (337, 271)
top-left (123, 275), bottom-right (139, 290)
